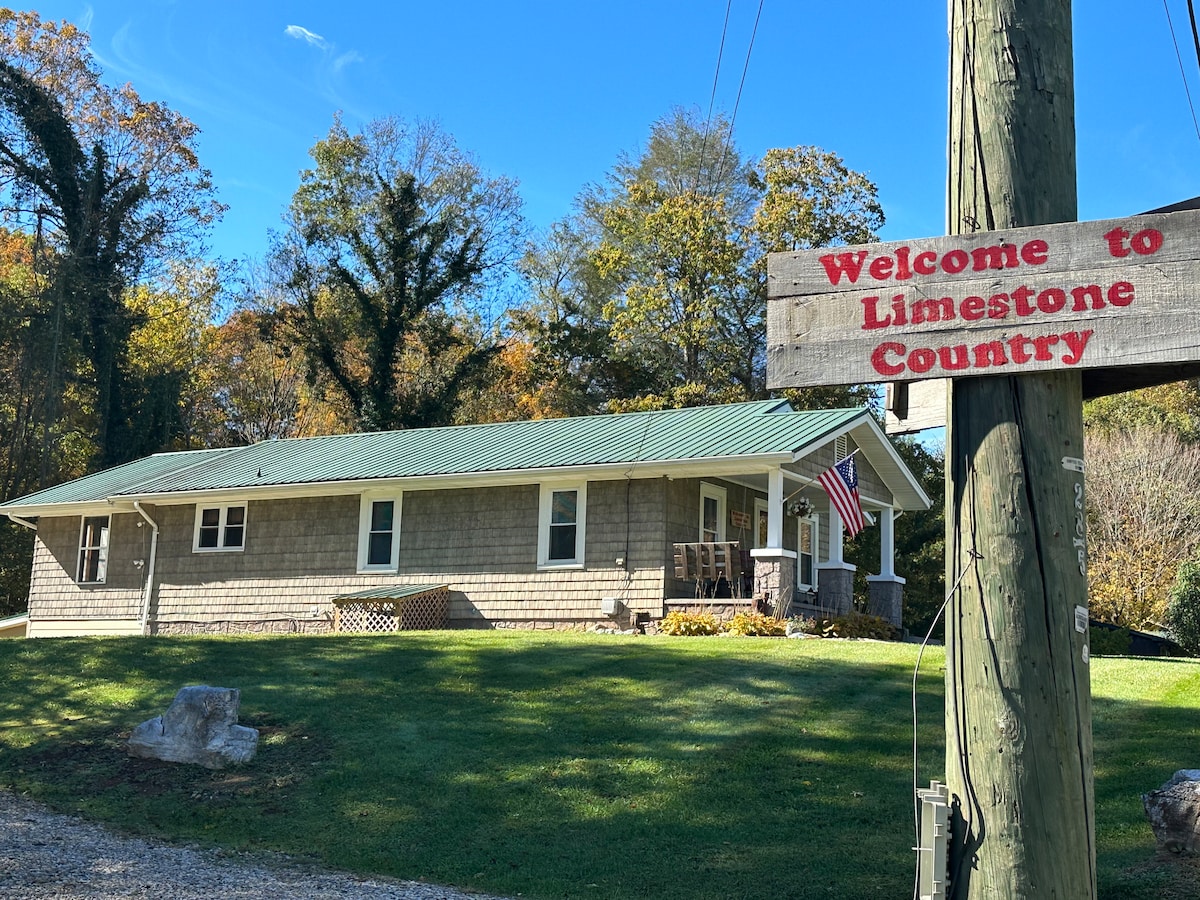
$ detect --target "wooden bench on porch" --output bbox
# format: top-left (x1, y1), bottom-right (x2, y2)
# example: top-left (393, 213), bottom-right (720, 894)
top-left (672, 541), bottom-right (752, 599)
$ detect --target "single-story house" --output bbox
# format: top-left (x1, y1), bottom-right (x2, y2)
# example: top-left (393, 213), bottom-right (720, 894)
top-left (0, 400), bottom-right (931, 637)
top-left (0, 612), bottom-right (28, 638)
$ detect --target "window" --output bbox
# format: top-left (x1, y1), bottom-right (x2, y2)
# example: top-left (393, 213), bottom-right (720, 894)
top-left (358, 494), bottom-right (401, 572)
top-left (699, 483), bottom-right (727, 542)
top-left (77, 516), bottom-right (110, 583)
top-left (754, 498), bottom-right (769, 549)
top-left (797, 514), bottom-right (819, 590)
top-left (193, 504), bottom-right (247, 552)
top-left (538, 482), bottom-right (586, 568)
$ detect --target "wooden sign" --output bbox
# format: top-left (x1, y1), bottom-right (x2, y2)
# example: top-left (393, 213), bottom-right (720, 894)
top-left (767, 208), bottom-right (1200, 389)
top-left (730, 509), bottom-right (751, 529)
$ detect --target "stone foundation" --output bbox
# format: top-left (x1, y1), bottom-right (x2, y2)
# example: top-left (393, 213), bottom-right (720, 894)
top-left (867, 575), bottom-right (905, 627)
top-left (816, 564), bottom-right (855, 617)
top-left (751, 550), bottom-right (797, 618)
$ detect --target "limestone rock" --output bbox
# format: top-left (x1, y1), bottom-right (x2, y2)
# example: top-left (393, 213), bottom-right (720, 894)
top-left (128, 685), bottom-right (258, 769)
top-left (1143, 770), bottom-right (1200, 854)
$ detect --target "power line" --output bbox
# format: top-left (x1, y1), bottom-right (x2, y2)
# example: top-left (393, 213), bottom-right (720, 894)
top-left (712, 0), bottom-right (765, 191)
top-left (696, 0), bottom-right (734, 194)
top-left (1163, 0), bottom-right (1200, 145)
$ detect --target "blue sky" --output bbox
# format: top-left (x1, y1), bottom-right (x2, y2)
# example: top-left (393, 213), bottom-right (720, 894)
top-left (23, 1), bottom-right (1200, 265)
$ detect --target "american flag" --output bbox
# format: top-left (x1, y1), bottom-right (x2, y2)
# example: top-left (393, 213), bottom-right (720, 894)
top-left (819, 454), bottom-right (865, 537)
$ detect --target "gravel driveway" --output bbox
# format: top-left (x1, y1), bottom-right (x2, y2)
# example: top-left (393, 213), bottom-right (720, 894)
top-left (0, 791), bottom-right (508, 900)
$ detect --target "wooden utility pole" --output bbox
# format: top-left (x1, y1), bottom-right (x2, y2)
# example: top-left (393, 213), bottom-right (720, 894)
top-left (945, 1), bottom-right (1095, 897)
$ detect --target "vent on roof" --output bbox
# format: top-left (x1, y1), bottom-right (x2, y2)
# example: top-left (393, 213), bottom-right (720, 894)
top-left (835, 435), bottom-right (848, 460)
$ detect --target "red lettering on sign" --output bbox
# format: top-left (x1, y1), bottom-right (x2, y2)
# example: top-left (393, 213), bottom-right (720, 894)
top-left (868, 330), bottom-right (1095, 377)
top-left (1021, 239), bottom-right (1049, 265)
top-left (1108, 281), bottom-right (1134, 306)
top-left (1104, 228), bottom-right (1163, 258)
top-left (818, 250), bottom-right (868, 285)
top-left (869, 256), bottom-right (893, 280)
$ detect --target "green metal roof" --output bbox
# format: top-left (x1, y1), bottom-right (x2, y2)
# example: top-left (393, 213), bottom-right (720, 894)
top-left (2, 448), bottom-right (236, 510)
top-left (1, 401), bottom-right (873, 509)
top-left (332, 584), bottom-right (450, 602)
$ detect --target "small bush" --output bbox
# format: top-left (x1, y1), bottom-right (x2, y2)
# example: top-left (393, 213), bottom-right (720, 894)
top-left (659, 611), bottom-right (723, 636)
top-left (726, 611), bottom-right (787, 637)
top-left (824, 612), bottom-right (898, 641)
top-left (786, 616), bottom-right (826, 636)
top-left (1088, 625), bottom-right (1132, 656)
top-left (1166, 560), bottom-right (1200, 656)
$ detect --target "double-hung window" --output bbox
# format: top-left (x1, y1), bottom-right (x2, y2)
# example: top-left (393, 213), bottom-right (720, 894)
top-left (77, 515), bottom-right (110, 583)
top-left (358, 494), bottom-right (401, 572)
top-left (193, 504), bottom-right (247, 552)
top-left (699, 483), bottom-right (727, 542)
top-left (797, 514), bottom-right (819, 591)
top-left (538, 482), bottom-right (586, 568)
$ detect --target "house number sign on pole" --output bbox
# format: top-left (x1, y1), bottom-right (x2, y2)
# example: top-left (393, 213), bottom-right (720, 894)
top-left (766, 208), bottom-right (1200, 390)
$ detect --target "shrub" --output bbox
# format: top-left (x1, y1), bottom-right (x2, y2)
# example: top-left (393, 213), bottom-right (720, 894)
top-left (1088, 625), bottom-right (1132, 656)
top-left (659, 611), bottom-right (723, 636)
top-left (726, 611), bottom-right (787, 637)
top-left (824, 612), bottom-right (898, 641)
top-left (786, 616), bottom-right (825, 636)
top-left (1166, 560), bottom-right (1200, 656)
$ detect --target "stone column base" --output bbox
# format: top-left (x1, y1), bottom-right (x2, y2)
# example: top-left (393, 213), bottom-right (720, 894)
top-left (817, 563), bottom-right (856, 617)
top-left (867, 575), bottom-right (906, 627)
top-left (751, 549), bottom-right (797, 617)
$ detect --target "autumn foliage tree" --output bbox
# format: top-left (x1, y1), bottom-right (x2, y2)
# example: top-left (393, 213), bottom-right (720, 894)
top-left (0, 10), bottom-right (222, 468)
top-left (1084, 427), bottom-right (1200, 628)
top-left (522, 107), bottom-right (886, 413)
top-left (274, 116), bottom-right (525, 432)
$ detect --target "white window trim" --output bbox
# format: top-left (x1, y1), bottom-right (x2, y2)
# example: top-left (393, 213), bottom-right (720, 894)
top-left (358, 492), bottom-right (402, 573)
top-left (753, 498), bottom-right (769, 549)
top-left (192, 503), bottom-right (247, 553)
top-left (538, 481), bottom-right (587, 570)
top-left (77, 515), bottom-right (110, 584)
top-left (797, 513), bottom-right (820, 591)
top-left (699, 482), bottom-right (727, 542)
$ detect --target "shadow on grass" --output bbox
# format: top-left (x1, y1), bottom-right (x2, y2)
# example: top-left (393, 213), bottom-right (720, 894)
top-left (0, 634), bottom-right (940, 899)
top-left (1090, 657), bottom-right (1200, 900)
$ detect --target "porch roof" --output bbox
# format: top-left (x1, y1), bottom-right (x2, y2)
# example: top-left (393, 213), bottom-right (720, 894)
top-left (2, 401), bottom-right (925, 512)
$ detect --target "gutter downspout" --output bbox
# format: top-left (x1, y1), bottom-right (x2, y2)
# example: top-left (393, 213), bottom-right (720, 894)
top-left (132, 502), bottom-right (159, 636)
top-left (7, 513), bottom-right (37, 531)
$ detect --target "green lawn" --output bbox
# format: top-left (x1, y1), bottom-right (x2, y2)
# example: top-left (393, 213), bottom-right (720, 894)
top-left (0, 633), bottom-right (1196, 899)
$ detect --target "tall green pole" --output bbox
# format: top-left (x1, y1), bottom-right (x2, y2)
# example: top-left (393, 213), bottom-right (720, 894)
top-left (945, 1), bottom-right (1095, 897)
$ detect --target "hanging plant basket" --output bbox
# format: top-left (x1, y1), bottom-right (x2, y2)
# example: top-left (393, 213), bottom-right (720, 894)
top-left (786, 497), bottom-right (814, 518)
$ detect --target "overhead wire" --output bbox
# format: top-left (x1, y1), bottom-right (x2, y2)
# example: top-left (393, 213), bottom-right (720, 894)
top-left (696, 0), bottom-right (734, 194)
top-left (1162, 0), bottom-right (1200, 145)
top-left (712, 0), bottom-right (765, 193)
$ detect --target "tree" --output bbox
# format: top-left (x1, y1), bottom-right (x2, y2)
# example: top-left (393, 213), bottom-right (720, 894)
top-left (847, 436), bottom-right (945, 636)
top-left (0, 11), bottom-right (222, 467)
top-left (274, 116), bottom-right (526, 432)
top-left (1085, 427), bottom-right (1200, 628)
top-left (539, 107), bottom-right (886, 411)
top-left (1166, 560), bottom-right (1200, 655)
top-left (1084, 380), bottom-right (1200, 443)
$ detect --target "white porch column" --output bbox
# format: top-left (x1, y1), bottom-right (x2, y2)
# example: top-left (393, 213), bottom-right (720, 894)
top-left (751, 465), bottom-right (795, 615)
top-left (878, 506), bottom-right (896, 578)
top-left (867, 506), bottom-right (905, 628)
top-left (827, 503), bottom-right (845, 565)
top-left (767, 466), bottom-right (784, 549)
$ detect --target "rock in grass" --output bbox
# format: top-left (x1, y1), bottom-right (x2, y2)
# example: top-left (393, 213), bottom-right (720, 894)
top-left (128, 686), bottom-right (258, 769)
top-left (1143, 770), bottom-right (1200, 854)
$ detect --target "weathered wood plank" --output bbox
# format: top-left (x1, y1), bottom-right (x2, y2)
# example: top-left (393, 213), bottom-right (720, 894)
top-left (766, 208), bottom-right (1200, 388)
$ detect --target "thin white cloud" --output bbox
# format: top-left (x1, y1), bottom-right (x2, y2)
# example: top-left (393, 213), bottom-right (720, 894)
top-left (284, 25), bottom-right (327, 50)
top-left (332, 51), bottom-right (364, 74)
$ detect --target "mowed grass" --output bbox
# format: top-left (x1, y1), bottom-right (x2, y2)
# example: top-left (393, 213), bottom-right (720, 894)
top-left (0, 633), bottom-right (1196, 899)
